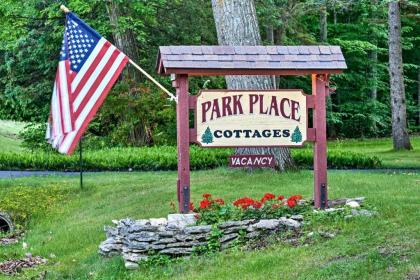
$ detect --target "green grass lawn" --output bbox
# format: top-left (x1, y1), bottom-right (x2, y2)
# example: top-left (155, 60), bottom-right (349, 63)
top-left (328, 137), bottom-right (420, 169)
top-left (0, 120), bottom-right (26, 152)
top-left (0, 169), bottom-right (419, 279)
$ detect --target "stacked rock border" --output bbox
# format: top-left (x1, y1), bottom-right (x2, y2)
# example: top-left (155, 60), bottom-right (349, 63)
top-left (99, 214), bottom-right (302, 269)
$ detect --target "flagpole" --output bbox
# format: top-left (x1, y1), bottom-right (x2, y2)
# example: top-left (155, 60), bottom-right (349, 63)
top-left (59, 5), bottom-right (177, 103)
top-left (79, 137), bottom-right (83, 190)
top-left (60, 5), bottom-right (70, 13)
top-left (128, 59), bottom-right (177, 102)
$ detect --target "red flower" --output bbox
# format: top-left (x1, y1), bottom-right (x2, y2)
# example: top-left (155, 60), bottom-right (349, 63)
top-left (271, 203), bottom-right (281, 209)
top-left (214, 198), bottom-right (225, 205)
top-left (194, 213), bottom-right (200, 220)
top-left (189, 202), bottom-right (195, 211)
top-left (277, 195), bottom-right (284, 201)
top-left (252, 201), bottom-right (262, 209)
top-left (233, 197), bottom-right (257, 209)
top-left (287, 199), bottom-right (297, 208)
top-left (289, 195), bottom-right (302, 201)
top-left (199, 199), bottom-right (211, 209)
top-left (202, 193), bottom-right (212, 199)
top-left (261, 193), bottom-right (276, 203)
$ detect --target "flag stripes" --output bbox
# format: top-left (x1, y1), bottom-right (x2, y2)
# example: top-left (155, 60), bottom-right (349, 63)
top-left (59, 52), bottom-right (128, 154)
top-left (47, 12), bottom-right (128, 155)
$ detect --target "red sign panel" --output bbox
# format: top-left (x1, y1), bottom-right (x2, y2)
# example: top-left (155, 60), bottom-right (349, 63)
top-left (229, 155), bottom-right (275, 168)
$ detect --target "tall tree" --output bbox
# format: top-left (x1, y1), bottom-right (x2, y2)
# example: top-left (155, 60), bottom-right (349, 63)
top-left (320, 0), bottom-right (328, 43)
top-left (105, 0), bottom-right (141, 82)
top-left (418, 65), bottom-right (420, 126)
top-left (368, 0), bottom-right (380, 100)
top-left (388, 1), bottom-right (412, 150)
top-left (211, 0), bottom-right (294, 170)
top-left (105, 0), bottom-right (153, 145)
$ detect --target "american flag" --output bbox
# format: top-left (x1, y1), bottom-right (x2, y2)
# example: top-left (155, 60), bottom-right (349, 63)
top-left (47, 12), bottom-right (128, 154)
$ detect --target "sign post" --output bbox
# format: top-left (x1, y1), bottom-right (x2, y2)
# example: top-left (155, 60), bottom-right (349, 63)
top-left (156, 45), bottom-right (346, 212)
top-left (313, 74), bottom-right (328, 208)
top-left (173, 74), bottom-right (190, 213)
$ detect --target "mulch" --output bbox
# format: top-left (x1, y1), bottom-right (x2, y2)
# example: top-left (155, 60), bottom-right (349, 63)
top-left (0, 254), bottom-right (47, 275)
top-left (0, 232), bottom-right (22, 246)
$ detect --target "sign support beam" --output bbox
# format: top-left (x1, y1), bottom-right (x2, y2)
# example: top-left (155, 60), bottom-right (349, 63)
top-left (173, 74), bottom-right (190, 213)
top-left (313, 74), bottom-right (328, 209)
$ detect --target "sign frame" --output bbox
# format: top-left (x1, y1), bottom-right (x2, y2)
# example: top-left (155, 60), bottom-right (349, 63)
top-left (157, 45), bottom-right (347, 213)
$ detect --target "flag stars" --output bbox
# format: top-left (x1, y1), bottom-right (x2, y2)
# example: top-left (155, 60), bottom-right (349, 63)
top-left (62, 17), bottom-right (100, 67)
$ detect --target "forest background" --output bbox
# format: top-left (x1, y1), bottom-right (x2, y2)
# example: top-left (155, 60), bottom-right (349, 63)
top-left (0, 0), bottom-right (419, 149)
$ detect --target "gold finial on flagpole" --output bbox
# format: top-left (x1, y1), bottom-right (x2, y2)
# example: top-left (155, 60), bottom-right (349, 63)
top-left (60, 5), bottom-right (70, 13)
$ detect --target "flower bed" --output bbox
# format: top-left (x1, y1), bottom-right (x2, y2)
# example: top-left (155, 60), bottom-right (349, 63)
top-left (191, 193), bottom-right (309, 225)
top-left (99, 193), bottom-right (309, 269)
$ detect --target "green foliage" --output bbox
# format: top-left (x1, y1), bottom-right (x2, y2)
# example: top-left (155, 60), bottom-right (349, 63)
top-left (294, 148), bottom-right (382, 169)
top-left (219, 202), bottom-right (306, 223)
top-left (19, 122), bottom-right (53, 151)
top-left (0, 184), bottom-right (70, 228)
top-left (194, 225), bottom-right (223, 255)
top-left (139, 253), bottom-right (175, 268)
top-left (0, 146), bottom-right (381, 171)
top-left (0, 0), bottom-right (419, 144)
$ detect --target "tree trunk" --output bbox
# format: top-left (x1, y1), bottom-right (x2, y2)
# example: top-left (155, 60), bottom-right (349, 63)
top-left (388, 1), bottom-right (412, 150)
top-left (369, 0), bottom-right (378, 100)
top-left (105, 0), bottom-right (141, 82)
top-left (106, 0), bottom-right (150, 145)
top-left (211, 0), bottom-right (294, 170)
top-left (266, 25), bottom-right (274, 44)
top-left (418, 65), bottom-right (420, 127)
top-left (266, 25), bottom-right (277, 88)
top-left (320, 2), bottom-right (328, 43)
top-left (368, 49), bottom-right (378, 100)
top-left (319, 2), bottom-right (335, 137)
top-left (275, 27), bottom-right (284, 45)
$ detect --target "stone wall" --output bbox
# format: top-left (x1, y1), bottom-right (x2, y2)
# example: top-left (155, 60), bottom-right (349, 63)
top-left (99, 214), bottom-right (302, 269)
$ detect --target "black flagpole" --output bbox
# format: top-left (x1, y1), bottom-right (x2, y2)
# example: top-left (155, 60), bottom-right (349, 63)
top-left (79, 137), bottom-right (83, 189)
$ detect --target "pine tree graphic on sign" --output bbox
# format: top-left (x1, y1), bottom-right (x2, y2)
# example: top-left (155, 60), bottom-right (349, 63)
top-left (201, 127), bottom-right (213, 144)
top-left (291, 126), bottom-right (302, 143)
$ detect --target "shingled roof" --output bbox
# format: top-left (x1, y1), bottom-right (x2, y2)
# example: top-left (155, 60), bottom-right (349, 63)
top-left (156, 45), bottom-right (347, 76)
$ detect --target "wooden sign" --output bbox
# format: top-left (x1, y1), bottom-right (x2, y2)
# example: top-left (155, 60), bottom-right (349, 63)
top-left (229, 155), bottom-right (275, 168)
top-left (195, 90), bottom-right (307, 147)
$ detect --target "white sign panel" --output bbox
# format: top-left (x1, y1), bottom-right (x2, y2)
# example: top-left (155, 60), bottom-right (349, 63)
top-left (195, 90), bottom-right (307, 147)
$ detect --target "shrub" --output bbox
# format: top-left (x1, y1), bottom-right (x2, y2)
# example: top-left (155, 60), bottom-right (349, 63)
top-left (19, 122), bottom-right (53, 151)
top-left (0, 146), bottom-right (381, 171)
top-left (0, 185), bottom-right (70, 228)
